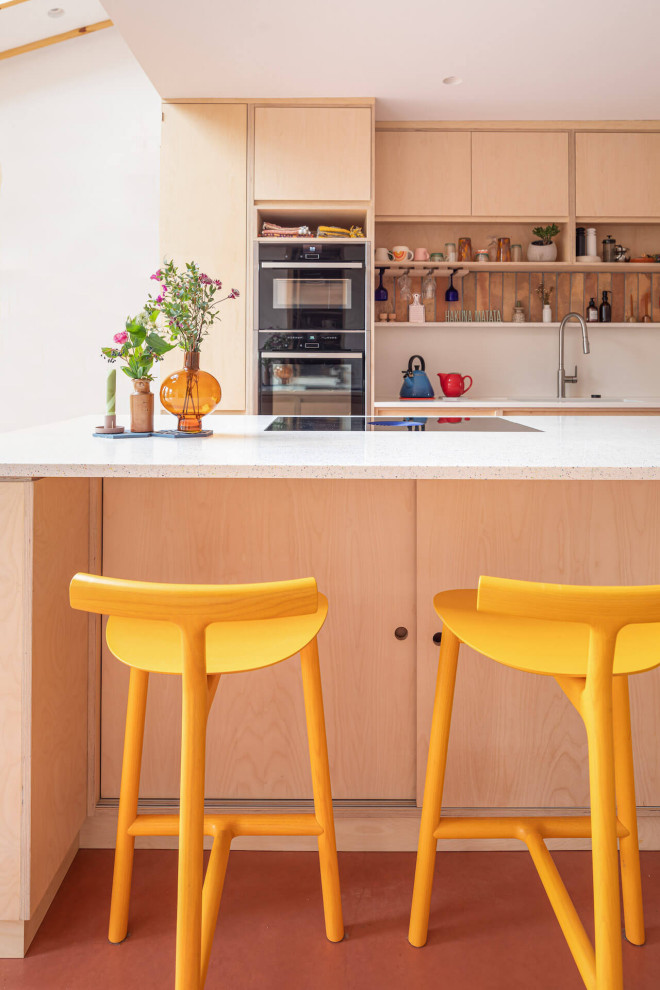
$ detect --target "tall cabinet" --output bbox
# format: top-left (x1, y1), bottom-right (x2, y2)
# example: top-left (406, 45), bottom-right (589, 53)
top-left (159, 103), bottom-right (248, 411)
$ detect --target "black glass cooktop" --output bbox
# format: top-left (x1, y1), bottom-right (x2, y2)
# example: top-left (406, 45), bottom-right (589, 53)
top-left (266, 416), bottom-right (541, 433)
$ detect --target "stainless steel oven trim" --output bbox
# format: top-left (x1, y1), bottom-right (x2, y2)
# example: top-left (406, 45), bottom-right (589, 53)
top-left (261, 352), bottom-right (363, 359)
top-left (261, 262), bottom-right (364, 269)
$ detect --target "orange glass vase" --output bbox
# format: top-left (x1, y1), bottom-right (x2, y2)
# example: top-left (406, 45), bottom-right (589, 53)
top-left (159, 351), bottom-right (221, 433)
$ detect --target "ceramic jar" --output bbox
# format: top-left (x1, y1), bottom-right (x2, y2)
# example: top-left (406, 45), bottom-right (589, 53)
top-left (130, 379), bottom-right (154, 434)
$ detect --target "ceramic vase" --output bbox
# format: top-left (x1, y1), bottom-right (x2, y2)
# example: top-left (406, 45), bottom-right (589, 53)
top-left (130, 379), bottom-right (154, 433)
top-left (159, 351), bottom-right (221, 433)
top-left (542, 304), bottom-right (553, 323)
top-left (527, 241), bottom-right (558, 263)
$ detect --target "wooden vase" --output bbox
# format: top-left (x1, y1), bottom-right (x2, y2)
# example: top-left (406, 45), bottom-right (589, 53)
top-left (130, 379), bottom-right (154, 433)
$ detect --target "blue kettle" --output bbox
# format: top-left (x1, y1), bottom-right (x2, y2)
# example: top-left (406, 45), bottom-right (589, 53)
top-left (399, 354), bottom-right (435, 400)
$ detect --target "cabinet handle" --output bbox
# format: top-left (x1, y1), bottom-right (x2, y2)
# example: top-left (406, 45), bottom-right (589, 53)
top-left (394, 626), bottom-right (408, 641)
top-left (433, 632), bottom-right (442, 645)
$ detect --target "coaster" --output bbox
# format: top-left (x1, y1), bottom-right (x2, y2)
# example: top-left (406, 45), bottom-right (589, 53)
top-left (93, 429), bottom-right (214, 439)
top-left (154, 429), bottom-right (214, 439)
top-left (93, 431), bottom-right (152, 438)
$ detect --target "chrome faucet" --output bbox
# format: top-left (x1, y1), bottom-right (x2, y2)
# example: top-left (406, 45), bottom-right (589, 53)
top-left (557, 312), bottom-right (590, 398)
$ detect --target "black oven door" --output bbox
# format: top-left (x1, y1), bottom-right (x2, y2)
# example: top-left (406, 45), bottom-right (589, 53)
top-left (259, 262), bottom-right (366, 331)
top-left (259, 350), bottom-right (365, 416)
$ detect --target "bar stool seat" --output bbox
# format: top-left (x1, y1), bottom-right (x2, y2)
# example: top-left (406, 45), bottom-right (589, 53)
top-left (437, 589), bottom-right (660, 676)
top-left (410, 576), bottom-right (660, 990)
top-left (106, 596), bottom-right (328, 674)
top-left (70, 573), bottom-right (342, 990)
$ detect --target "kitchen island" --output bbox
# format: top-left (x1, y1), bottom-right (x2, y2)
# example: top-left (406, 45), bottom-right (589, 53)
top-left (2, 412), bottom-right (660, 955)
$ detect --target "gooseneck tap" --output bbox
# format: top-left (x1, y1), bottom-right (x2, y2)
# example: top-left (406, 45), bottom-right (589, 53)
top-left (557, 312), bottom-right (590, 398)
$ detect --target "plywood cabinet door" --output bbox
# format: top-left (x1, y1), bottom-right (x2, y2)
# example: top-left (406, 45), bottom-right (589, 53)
top-left (576, 132), bottom-right (660, 217)
top-left (101, 479), bottom-right (417, 802)
top-left (471, 131), bottom-right (569, 216)
top-left (375, 130), bottom-right (471, 216)
top-left (160, 104), bottom-right (247, 410)
top-left (254, 107), bottom-right (372, 201)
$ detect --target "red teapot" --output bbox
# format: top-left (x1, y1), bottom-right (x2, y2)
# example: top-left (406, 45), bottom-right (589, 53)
top-left (437, 372), bottom-right (473, 398)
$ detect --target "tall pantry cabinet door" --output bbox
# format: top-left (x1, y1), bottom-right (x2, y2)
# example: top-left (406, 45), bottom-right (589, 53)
top-left (576, 132), bottom-right (660, 217)
top-left (471, 131), bottom-right (569, 216)
top-left (160, 103), bottom-right (247, 410)
top-left (254, 107), bottom-right (372, 201)
top-left (375, 130), bottom-right (472, 216)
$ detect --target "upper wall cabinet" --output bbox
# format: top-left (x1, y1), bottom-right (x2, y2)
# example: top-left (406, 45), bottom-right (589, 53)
top-left (160, 103), bottom-right (248, 410)
top-left (471, 131), bottom-right (569, 217)
top-left (375, 131), bottom-right (471, 216)
top-left (576, 133), bottom-right (660, 217)
top-left (254, 107), bottom-right (372, 201)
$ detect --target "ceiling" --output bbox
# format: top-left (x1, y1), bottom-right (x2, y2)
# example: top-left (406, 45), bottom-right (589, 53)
top-left (6, 0), bottom-right (660, 121)
top-left (1, 0), bottom-right (108, 50)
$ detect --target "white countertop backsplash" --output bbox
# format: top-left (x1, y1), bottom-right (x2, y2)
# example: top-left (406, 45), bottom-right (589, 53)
top-left (1, 413), bottom-right (660, 480)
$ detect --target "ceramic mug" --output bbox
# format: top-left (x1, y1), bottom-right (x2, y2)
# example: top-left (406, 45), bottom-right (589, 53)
top-left (374, 247), bottom-right (393, 263)
top-left (430, 252), bottom-right (445, 261)
top-left (413, 247), bottom-right (430, 261)
top-left (391, 245), bottom-right (414, 262)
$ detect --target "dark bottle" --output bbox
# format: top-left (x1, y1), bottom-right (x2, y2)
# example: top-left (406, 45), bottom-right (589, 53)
top-left (576, 226), bottom-right (586, 257)
top-left (586, 297), bottom-right (598, 322)
top-left (599, 290), bottom-right (612, 323)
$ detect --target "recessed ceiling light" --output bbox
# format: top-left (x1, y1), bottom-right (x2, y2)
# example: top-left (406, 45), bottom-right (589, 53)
top-left (443, 76), bottom-right (463, 86)
top-left (48, 7), bottom-right (66, 17)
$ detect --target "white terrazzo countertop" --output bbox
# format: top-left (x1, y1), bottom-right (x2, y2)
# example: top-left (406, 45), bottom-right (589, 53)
top-left (1, 413), bottom-right (660, 480)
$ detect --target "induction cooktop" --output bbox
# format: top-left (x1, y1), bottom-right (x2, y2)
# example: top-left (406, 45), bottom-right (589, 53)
top-left (266, 416), bottom-right (541, 433)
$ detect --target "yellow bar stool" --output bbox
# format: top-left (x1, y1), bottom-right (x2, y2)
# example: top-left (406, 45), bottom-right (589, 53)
top-left (70, 573), bottom-right (343, 990)
top-left (409, 576), bottom-right (660, 990)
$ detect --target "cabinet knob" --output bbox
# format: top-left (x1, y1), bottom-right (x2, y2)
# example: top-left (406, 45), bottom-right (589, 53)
top-left (394, 626), bottom-right (408, 641)
top-left (433, 632), bottom-right (442, 645)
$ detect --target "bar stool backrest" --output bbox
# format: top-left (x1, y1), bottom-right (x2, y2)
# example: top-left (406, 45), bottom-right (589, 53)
top-left (69, 573), bottom-right (319, 626)
top-left (477, 575), bottom-right (660, 634)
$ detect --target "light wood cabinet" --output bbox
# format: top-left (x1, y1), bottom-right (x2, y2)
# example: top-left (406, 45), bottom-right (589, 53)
top-left (576, 132), bottom-right (660, 217)
top-left (101, 478), bottom-right (417, 802)
top-left (254, 107), bottom-right (372, 201)
top-left (160, 103), bottom-right (247, 410)
top-left (416, 480), bottom-right (660, 810)
top-left (375, 130), bottom-right (471, 216)
top-left (471, 131), bottom-right (569, 217)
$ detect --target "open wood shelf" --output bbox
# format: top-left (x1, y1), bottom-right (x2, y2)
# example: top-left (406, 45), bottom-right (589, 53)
top-left (373, 261), bottom-right (660, 274)
top-left (373, 321), bottom-right (658, 329)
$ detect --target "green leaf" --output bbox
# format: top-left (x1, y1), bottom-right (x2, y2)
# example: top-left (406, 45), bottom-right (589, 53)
top-left (120, 366), bottom-right (136, 379)
top-left (128, 328), bottom-right (146, 346)
top-left (145, 332), bottom-right (175, 355)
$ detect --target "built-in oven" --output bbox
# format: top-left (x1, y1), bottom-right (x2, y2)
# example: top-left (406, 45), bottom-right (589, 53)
top-left (258, 331), bottom-right (365, 416)
top-left (257, 242), bottom-right (367, 332)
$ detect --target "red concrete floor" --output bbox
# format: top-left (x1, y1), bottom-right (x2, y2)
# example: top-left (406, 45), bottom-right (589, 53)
top-left (0, 849), bottom-right (658, 989)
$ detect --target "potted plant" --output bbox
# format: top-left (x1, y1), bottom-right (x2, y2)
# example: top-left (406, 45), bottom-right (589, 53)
top-left (101, 309), bottom-right (174, 433)
top-left (527, 223), bottom-right (560, 263)
top-left (536, 282), bottom-right (555, 322)
top-left (149, 261), bottom-right (239, 433)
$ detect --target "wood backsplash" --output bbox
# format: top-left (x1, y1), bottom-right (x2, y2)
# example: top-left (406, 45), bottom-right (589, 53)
top-left (375, 271), bottom-right (660, 323)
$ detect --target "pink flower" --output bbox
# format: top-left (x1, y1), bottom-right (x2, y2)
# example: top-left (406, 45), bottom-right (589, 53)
top-left (150, 270), bottom-right (162, 281)
top-left (113, 331), bottom-right (129, 344)
top-left (156, 295), bottom-right (163, 304)
top-left (161, 284), bottom-right (167, 294)
top-left (230, 288), bottom-right (240, 298)
top-left (214, 279), bottom-right (222, 288)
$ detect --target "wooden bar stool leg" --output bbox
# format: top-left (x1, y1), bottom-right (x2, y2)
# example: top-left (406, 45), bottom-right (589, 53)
top-left (109, 667), bottom-right (149, 944)
top-left (300, 637), bottom-right (344, 943)
top-left (613, 675), bottom-right (645, 946)
top-left (176, 630), bottom-right (209, 990)
top-left (200, 830), bottom-right (232, 988)
top-left (409, 629), bottom-right (460, 948)
top-left (584, 656), bottom-right (623, 990)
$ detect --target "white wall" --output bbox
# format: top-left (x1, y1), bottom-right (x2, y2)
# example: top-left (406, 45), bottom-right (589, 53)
top-left (374, 323), bottom-right (660, 401)
top-left (0, 27), bottom-right (161, 433)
